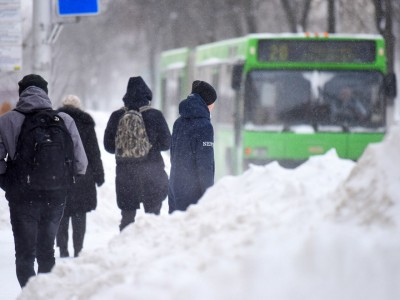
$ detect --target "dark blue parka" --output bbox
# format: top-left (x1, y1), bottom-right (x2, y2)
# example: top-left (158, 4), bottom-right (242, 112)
top-left (168, 94), bottom-right (215, 212)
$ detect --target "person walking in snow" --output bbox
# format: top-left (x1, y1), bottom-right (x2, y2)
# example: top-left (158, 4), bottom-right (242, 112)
top-left (0, 74), bottom-right (88, 287)
top-left (168, 80), bottom-right (217, 212)
top-left (104, 76), bottom-right (171, 231)
top-left (56, 95), bottom-right (105, 258)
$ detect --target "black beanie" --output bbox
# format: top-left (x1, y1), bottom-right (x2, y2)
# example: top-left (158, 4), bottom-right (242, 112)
top-left (18, 74), bottom-right (48, 95)
top-left (191, 80), bottom-right (217, 105)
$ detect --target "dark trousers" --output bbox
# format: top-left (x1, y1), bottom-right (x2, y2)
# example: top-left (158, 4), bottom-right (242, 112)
top-left (119, 202), bottom-right (162, 231)
top-left (56, 212), bottom-right (87, 257)
top-left (9, 200), bottom-right (65, 287)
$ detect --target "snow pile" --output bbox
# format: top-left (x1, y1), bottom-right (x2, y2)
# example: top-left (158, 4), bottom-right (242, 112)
top-left (14, 120), bottom-right (400, 300)
top-left (335, 126), bottom-right (400, 226)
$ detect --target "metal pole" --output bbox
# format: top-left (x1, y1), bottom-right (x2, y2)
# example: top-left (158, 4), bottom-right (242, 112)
top-left (32, 0), bottom-right (52, 82)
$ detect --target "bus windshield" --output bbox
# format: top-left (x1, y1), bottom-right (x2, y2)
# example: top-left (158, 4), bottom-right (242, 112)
top-left (244, 70), bottom-right (385, 131)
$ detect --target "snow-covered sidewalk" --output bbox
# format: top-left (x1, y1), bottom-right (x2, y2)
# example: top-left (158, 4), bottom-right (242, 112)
top-left (1, 112), bottom-right (399, 300)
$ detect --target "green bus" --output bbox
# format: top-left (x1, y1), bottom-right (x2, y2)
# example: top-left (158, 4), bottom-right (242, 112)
top-left (158, 33), bottom-right (397, 178)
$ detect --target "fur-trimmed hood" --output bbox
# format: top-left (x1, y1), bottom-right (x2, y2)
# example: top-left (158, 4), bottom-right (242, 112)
top-left (58, 106), bottom-right (95, 126)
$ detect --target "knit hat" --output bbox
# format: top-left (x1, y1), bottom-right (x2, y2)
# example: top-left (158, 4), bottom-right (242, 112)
top-left (18, 74), bottom-right (48, 95)
top-left (123, 76), bottom-right (152, 109)
top-left (191, 80), bottom-right (217, 106)
top-left (62, 95), bottom-right (81, 108)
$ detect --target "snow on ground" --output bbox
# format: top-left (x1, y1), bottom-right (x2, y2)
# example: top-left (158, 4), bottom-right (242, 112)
top-left (1, 111), bottom-right (400, 300)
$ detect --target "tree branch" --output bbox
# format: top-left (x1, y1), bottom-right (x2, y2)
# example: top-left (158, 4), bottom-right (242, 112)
top-left (281, 0), bottom-right (297, 32)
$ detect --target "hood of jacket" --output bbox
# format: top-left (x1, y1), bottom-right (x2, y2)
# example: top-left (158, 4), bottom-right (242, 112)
top-left (15, 86), bottom-right (52, 113)
top-left (122, 77), bottom-right (152, 110)
top-left (58, 106), bottom-right (95, 126)
top-left (179, 94), bottom-right (210, 120)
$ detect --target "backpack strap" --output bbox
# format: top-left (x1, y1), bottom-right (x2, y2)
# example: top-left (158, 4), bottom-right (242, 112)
top-left (122, 106), bottom-right (152, 114)
top-left (139, 105), bottom-right (152, 113)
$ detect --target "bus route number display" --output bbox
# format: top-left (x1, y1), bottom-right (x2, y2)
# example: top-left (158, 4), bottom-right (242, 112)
top-left (258, 40), bottom-right (376, 63)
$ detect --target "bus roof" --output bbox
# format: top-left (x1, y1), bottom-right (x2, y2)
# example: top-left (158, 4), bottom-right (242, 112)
top-left (246, 32), bottom-right (384, 40)
top-left (160, 47), bottom-right (191, 70)
top-left (160, 33), bottom-right (386, 72)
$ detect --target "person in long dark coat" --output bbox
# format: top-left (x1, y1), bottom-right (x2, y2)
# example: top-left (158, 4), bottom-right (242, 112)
top-left (56, 95), bottom-right (104, 257)
top-left (168, 80), bottom-right (217, 212)
top-left (104, 76), bottom-right (171, 231)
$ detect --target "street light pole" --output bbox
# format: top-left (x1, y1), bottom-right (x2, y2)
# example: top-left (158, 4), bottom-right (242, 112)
top-left (32, 0), bottom-right (52, 82)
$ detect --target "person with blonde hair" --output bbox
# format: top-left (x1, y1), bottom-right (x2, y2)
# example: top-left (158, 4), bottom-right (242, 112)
top-left (56, 94), bottom-right (104, 257)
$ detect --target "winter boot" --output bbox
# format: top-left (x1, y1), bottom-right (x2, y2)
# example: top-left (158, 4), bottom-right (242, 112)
top-left (74, 248), bottom-right (82, 258)
top-left (59, 247), bottom-right (69, 258)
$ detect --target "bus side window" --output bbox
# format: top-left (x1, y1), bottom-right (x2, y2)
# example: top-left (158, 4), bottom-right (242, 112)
top-left (165, 70), bottom-right (182, 123)
top-left (178, 77), bottom-right (184, 102)
top-left (161, 78), bottom-right (167, 115)
top-left (244, 77), bottom-right (278, 125)
top-left (212, 68), bottom-right (219, 91)
top-left (216, 64), bottom-right (235, 125)
top-left (195, 65), bottom-right (235, 125)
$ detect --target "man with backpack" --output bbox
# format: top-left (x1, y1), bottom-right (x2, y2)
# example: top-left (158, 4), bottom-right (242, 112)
top-left (0, 74), bottom-right (88, 287)
top-left (104, 76), bottom-right (171, 231)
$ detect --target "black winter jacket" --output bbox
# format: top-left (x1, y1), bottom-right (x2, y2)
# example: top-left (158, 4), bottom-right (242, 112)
top-left (104, 107), bottom-right (171, 210)
top-left (168, 93), bottom-right (215, 212)
top-left (57, 106), bottom-right (104, 215)
top-left (0, 87), bottom-right (87, 204)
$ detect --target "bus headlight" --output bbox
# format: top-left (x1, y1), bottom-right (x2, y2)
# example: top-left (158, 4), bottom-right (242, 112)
top-left (244, 147), bottom-right (268, 158)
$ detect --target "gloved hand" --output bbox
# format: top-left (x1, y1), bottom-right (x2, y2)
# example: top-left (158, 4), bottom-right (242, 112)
top-left (94, 173), bottom-right (105, 187)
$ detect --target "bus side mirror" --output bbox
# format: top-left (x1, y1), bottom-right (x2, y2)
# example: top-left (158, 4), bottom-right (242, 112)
top-left (231, 64), bottom-right (244, 91)
top-left (384, 73), bottom-right (397, 100)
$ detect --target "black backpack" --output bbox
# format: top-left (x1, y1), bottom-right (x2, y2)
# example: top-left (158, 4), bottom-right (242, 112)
top-left (115, 106), bottom-right (152, 162)
top-left (10, 109), bottom-right (76, 191)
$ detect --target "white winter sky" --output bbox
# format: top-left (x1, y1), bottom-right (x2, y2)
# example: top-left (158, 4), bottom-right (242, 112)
top-left (0, 111), bottom-right (399, 300)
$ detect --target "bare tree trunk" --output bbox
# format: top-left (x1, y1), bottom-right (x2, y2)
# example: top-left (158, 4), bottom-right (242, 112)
top-left (281, 0), bottom-right (314, 32)
top-left (300, 0), bottom-right (313, 31)
top-left (373, 0), bottom-right (396, 115)
top-left (231, 6), bottom-right (245, 37)
top-left (244, 0), bottom-right (258, 33)
top-left (281, 0), bottom-right (298, 32)
top-left (143, 0), bottom-right (166, 90)
top-left (373, 0), bottom-right (395, 73)
top-left (327, 0), bottom-right (336, 33)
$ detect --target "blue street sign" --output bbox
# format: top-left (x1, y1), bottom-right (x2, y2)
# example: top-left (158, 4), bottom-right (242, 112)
top-left (58, 0), bottom-right (99, 16)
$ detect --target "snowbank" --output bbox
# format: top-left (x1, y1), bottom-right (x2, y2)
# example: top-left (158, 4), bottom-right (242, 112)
top-left (14, 119), bottom-right (400, 300)
top-left (335, 125), bottom-right (400, 226)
